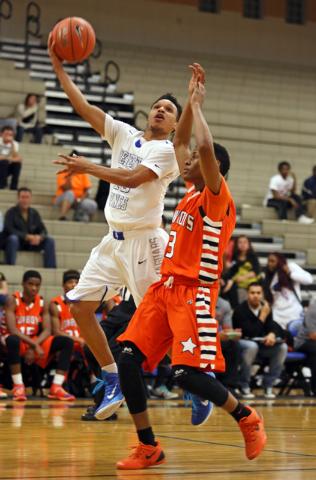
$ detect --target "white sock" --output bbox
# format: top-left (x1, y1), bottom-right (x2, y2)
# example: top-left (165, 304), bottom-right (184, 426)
top-left (102, 363), bottom-right (118, 374)
top-left (53, 374), bottom-right (65, 386)
top-left (12, 373), bottom-right (23, 385)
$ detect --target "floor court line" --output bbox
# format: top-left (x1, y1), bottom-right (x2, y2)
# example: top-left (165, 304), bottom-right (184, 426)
top-left (1, 468), bottom-right (316, 479)
top-left (154, 434), bottom-right (316, 458)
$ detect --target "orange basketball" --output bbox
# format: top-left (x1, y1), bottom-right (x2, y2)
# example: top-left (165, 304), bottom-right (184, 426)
top-left (52, 17), bottom-right (96, 63)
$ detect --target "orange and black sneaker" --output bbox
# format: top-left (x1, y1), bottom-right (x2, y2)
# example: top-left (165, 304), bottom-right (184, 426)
top-left (47, 383), bottom-right (75, 401)
top-left (239, 407), bottom-right (266, 460)
top-left (116, 441), bottom-right (166, 470)
top-left (12, 384), bottom-right (27, 401)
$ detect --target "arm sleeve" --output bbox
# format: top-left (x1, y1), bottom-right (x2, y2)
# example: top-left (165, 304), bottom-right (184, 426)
top-left (302, 178), bottom-right (314, 201)
top-left (101, 114), bottom-right (131, 148)
top-left (13, 141), bottom-right (19, 153)
top-left (141, 141), bottom-right (178, 179)
top-left (264, 313), bottom-right (280, 336)
top-left (288, 262), bottom-right (313, 285)
top-left (269, 176), bottom-right (279, 192)
top-left (4, 209), bottom-right (26, 241)
top-left (200, 177), bottom-right (232, 223)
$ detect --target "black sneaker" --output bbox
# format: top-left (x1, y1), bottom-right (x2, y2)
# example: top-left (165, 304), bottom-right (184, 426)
top-left (81, 404), bottom-right (118, 421)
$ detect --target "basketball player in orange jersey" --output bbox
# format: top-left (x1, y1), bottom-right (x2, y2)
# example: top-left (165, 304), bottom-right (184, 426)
top-left (49, 270), bottom-right (85, 355)
top-left (115, 65), bottom-right (266, 470)
top-left (1, 270), bottom-right (75, 401)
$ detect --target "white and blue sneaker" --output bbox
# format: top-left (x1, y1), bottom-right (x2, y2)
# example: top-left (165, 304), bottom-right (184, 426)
top-left (183, 372), bottom-right (215, 426)
top-left (93, 370), bottom-right (124, 420)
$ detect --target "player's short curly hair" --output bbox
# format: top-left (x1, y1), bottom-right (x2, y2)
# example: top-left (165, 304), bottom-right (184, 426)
top-left (151, 93), bottom-right (182, 120)
top-left (214, 142), bottom-right (230, 177)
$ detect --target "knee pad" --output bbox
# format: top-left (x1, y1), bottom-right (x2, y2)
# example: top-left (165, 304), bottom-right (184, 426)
top-left (172, 365), bottom-right (196, 388)
top-left (5, 334), bottom-right (20, 349)
top-left (118, 341), bottom-right (146, 367)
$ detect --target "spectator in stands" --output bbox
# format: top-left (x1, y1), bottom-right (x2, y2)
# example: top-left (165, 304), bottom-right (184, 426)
top-left (1, 270), bottom-right (75, 401)
top-left (15, 94), bottom-right (43, 144)
top-left (233, 283), bottom-right (287, 399)
top-left (221, 236), bottom-right (261, 307)
top-left (54, 151), bottom-right (98, 222)
top-left (0, 272), bottom-right (8, 307)
top-left (295, 302), bottom-right (316, 397)
top-left (0, 125), bottom-right (23, 190)
top-left (263, 253), bottom-right (313, 331)
top-left (302, 166), bottom-right (316, 220)
top-left (215, 295), bottom-right (242, 398)
top-left (264, 161), bottom-right (314, 223)
top-left (49, 270), bottom-right (85, 354)
top-left (3, 187), bottom-right (56, 269)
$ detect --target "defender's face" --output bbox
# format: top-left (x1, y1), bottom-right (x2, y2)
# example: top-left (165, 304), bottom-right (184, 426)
top-left (147, 99), bottom-right (178, 135)
top-left (22, 278), bottom-right (41, 298)
top-left (183, 148), bottom-right (203, 184)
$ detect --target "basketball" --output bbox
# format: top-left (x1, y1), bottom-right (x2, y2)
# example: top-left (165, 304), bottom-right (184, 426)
top-left (52, 17), bottom-right (96, 63)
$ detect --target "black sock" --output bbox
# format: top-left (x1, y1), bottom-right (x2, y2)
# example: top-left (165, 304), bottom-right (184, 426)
top-left (230, 402), bottom-right (252, 423)
top-left (137, 427), bottom-right (156, 446)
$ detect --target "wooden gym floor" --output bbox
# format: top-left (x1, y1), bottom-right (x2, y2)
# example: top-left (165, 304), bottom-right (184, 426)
top-left (0, 396), bottom-right (316, 479)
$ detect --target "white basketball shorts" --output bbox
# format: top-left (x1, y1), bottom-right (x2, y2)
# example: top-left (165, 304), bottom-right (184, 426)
top-left (66, 227), bottom-right (169, 307)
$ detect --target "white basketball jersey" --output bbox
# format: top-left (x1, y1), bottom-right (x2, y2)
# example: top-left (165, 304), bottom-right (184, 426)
top-left (102, 115), bottom-right (179, 232)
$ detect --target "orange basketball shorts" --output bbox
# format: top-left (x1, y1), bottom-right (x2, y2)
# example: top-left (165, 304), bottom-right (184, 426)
top-left (117, 278), bottom-right (225, 374)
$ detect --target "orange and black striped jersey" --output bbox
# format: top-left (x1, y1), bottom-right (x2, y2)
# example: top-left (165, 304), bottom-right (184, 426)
top-left (161, 178), bottom-right (236, 287)
top-left (0, 292), bottom-right (44, 338)
top-left (51, 295), bottom-right (82, 339)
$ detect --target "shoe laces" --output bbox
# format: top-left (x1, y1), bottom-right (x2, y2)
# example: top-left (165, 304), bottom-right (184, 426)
top-left (128, 443), bottom-right (148, 459)
top-left (92, 376), bottom-right (106, 395)
top-left (240, 415), bottom-right (260, 443)
top-left (183, 391), bottom-right (198, 414)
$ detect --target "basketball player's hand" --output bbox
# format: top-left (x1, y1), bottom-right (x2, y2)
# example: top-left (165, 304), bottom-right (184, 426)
top-left (263, 332), bottom-right (276, 346)
top-left (35, 344), bottom-right (45, 360)
top-left (188, 63), bottom-right (205, 95)
top-left (76, 337), bottom-right (86, 347)
top-left (48, 32), bottom-right (64, 71)
top-left (54, 153), bottom-right (90, 176)
top-left (25, 347), bottom-right (36, 365)
top-left (190, 80), bottom-right (206, 108)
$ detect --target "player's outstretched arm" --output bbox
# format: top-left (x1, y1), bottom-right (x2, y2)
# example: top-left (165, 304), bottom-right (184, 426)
top-left (53, 154), bottom-right (158, 189)
top-left (173, 63), bottom-right (205, 179)
top-left (48, 33), bottom-right (105, 136)
top-left (190, 81), bottom-right (222, 195)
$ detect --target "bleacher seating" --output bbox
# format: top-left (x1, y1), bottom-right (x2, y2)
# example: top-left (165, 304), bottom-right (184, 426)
top-left (1, 37), bottom-right (316, 311)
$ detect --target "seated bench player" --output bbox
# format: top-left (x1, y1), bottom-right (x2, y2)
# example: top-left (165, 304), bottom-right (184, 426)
top-left (49, 270), bottom-right (85, 356)
top-left (115, 64), bottom-right (266, 470)
top-left (0, 270), bottom-right (75, 401)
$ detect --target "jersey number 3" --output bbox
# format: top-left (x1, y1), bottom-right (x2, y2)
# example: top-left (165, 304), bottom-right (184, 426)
top-left (165, 231), bottom-right (177, 259)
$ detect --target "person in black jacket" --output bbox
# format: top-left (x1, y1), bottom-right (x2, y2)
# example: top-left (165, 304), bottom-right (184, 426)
top-left (233, 282), bottom-right (287, 399)
top-left (3, 187), bottom-right (56, 268)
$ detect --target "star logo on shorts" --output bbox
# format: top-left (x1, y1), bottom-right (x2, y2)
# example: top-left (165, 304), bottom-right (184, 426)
top-left (181, 337), bottom-right (197, 355)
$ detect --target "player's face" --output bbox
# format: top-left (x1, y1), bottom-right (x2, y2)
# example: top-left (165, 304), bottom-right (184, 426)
top-left (63, 279), bottom-right (79, 293)
top-left (247, 286), bottom-right (263, 307)
top-left (147, 100), bottom-right (178, 135)
top-left (267, 254), bottom-right (278, 272)
top-left (22, 278), bottom-right (41, 299)
top-left (183, 148), bottom-right (203, 184)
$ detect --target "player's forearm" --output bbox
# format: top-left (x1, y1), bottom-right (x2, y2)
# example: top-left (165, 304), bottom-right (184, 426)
top-left (9, 328), bottom-right (37, 347)
top-left (173, 96), bottom-right (193, 148)
top-left (86, 163), bottom-right (136, 188)
top-left (34, 330), bottom-right (51, 345)
top-left (54, 66), bottom-right (89, 117)
top-left (191, 102), bottom-right (214, 155)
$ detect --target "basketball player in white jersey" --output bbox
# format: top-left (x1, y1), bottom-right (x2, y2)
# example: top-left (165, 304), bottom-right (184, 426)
top-left (48, 33), bottom-right (182, 419)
